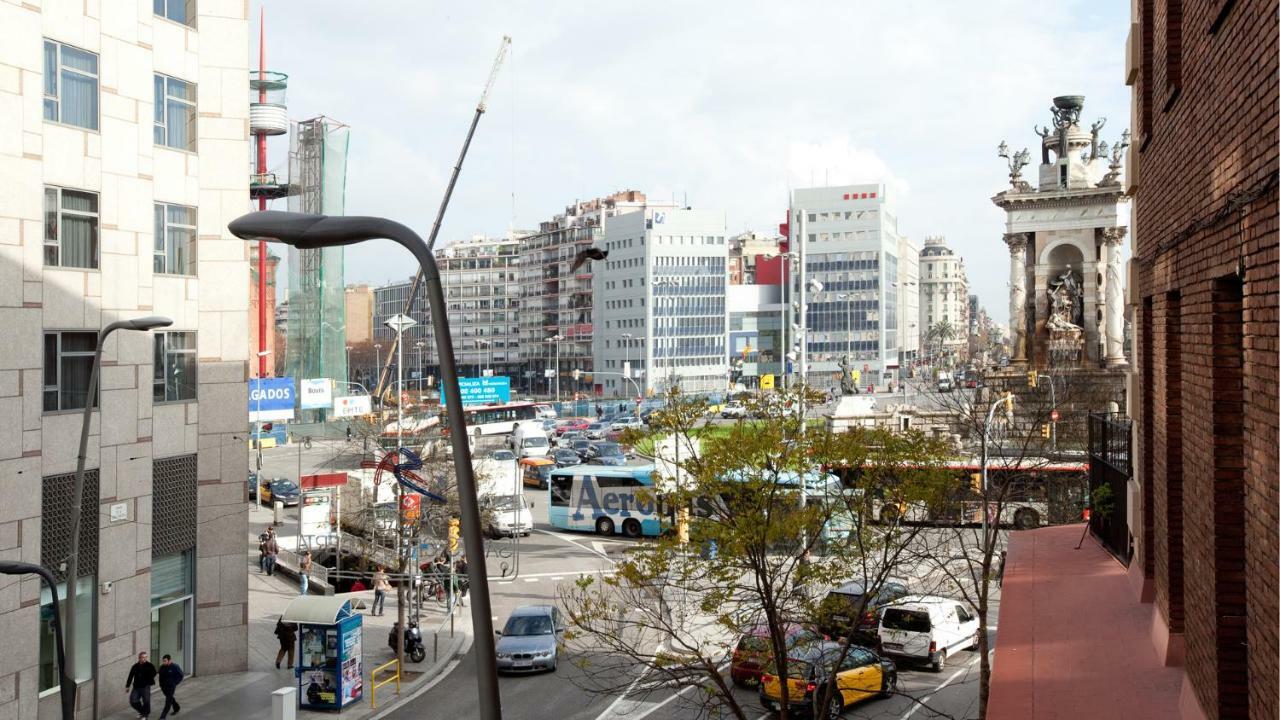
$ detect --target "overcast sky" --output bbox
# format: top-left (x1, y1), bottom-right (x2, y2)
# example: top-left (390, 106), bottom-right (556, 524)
top-left (255, 0), bottom-right (1130, 323)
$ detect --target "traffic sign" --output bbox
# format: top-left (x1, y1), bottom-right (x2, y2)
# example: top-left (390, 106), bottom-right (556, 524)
top-left (1050, 410), bottom-right (1060, 422)
top-left (384, 313), bottom-right (417, 333)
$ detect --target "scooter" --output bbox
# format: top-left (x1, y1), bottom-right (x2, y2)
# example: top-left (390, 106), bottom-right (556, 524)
top-left (388, 619), bottom-right (427, 663)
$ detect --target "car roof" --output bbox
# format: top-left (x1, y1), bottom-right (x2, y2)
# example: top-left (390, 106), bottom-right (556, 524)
top-left (508, 604), bottom-right (555, 618)
top-left (886, 595), bottom-right (967, 611)
top-left (520, 457), bottom-right (555, 466)
top-left (831, 578), bottom-right (910, 596)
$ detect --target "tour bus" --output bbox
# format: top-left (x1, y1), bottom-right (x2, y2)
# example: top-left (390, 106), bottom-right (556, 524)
top-left (717, 469), bottom-right (856, 546)
top-left (439, 401), bottom-right (539, 437)
top-left (547, 465), bottom-right (664, 538)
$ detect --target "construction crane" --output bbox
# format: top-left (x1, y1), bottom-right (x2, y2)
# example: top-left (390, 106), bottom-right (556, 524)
top-left (374, 35), bottom-right (511, 405)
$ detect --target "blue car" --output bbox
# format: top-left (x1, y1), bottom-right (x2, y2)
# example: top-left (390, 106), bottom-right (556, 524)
top-left (586, 442), bottom-right (627, 466)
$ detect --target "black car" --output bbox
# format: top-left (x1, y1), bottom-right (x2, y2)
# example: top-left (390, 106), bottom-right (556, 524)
top-left (552, 448), bottom-right (582, 468)
top-left (570, 439), bottom-right (593, 456)
top-left (817, 579), bottom-right (912, 646)
top-left (586, 442), bottom-right (627, 466)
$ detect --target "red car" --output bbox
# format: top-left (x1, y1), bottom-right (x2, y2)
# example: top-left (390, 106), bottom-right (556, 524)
top-left (555, 418), bottom-right (591, 435)
top-left (730, 624), bottom-right (825, 687)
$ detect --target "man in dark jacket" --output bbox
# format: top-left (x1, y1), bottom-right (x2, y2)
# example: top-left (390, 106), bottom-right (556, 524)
top-left (157, 654), bottom-right (183, 718)
top-left (125, 651), bottom-right (157, 718)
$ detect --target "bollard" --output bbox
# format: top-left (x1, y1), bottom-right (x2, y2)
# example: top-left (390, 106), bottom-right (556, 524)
top-left (274, 501), bottom-right (283, 526)
top-left (272, 686), bottom-right (297, 720)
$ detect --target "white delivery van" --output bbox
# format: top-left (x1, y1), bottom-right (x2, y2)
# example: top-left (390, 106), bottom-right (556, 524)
top-left (509, 422), bottom-right (551, 458)
top-left (483, 494), bottom-right (533, 537)
top-left (936, 372), bottom-right (954, 393)
top-left (877, 595), bottom-right (979, 672)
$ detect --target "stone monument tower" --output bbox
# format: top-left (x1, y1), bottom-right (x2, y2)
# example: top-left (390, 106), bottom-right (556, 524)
top-left (992, 95), bottom-right (1130, 369)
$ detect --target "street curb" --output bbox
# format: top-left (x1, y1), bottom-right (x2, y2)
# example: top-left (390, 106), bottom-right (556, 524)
top-left (364, 611), bottom-right (475, 719)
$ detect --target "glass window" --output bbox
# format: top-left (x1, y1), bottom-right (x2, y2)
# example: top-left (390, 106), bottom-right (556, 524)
top-left (154, 0), bottom-right (197, 26)
top-left (154, 203), bottom-right (197, 275)
top-left (154, 74), bottom-right (197, 151)
top-left (42, 40), bottom-right (98, 130)
top-left (44, 187), bottom-right (99, 269)
top-left (39, 575), bottom-right (95, 693)
top-left (154, 331), bottom-right (197, 402)
top-left (43, 331), bottom-right (98, 412)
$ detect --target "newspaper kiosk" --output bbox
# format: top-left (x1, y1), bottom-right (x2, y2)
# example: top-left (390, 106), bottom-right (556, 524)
top-left (282, 596), bottom-right (364, 711)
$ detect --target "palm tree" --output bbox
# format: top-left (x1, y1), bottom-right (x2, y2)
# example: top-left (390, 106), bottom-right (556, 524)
top-left (926, 321), bottom-right (958, 366)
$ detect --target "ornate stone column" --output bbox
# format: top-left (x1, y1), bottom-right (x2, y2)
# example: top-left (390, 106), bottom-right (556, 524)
top-left (1004, 232), bottom-right (1029, 363)
top-left (1103, 227), bottom-right (1129, 367)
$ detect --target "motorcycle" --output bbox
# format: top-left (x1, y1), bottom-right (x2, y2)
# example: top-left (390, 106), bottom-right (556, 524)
top-left (388, 618), bottom-right (427, 663)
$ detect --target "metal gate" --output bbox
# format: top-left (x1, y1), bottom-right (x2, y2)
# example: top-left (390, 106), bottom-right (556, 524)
top-left (1087, 412), bottom-right (1132, 562)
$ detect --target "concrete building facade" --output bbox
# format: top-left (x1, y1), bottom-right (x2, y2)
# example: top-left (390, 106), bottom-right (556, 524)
top-left (918, 235), bottom-right (969, 360)
top-left (0, 2), bottom-right (250, 717)
top-left (344, 283), bottom-right (373, 346)
top-left (594, 207), bottom-right (729, 397)
top-left (248, 244), bottom-right (279, 379)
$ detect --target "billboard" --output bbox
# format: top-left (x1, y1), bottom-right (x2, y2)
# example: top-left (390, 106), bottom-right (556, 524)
top-left (300, 378), bottom-right (334, 410)
top-left (439, 376), bottom-right (511, 407)
top-left (249, 377), bottom-right (296, 422)
top-left (332, 395), bottom-right (371, 418)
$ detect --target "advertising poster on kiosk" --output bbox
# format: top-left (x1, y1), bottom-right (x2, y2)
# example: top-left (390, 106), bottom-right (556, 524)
top-left (341, 624), bottom-right (363, 705)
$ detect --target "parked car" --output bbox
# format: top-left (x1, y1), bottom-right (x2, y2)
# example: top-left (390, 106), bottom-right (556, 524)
top-left (877, 595), bottom-right (979, 672)
top-left (540, 419), bottom-right (558, 433)
top-left (510, 423), bottom-right (551, 459)
top-left (520, 457), bottom-right (556, 489)
top-left (482, 494), bottom-right (533, 537)
top-left (555, 418), bottom-right (591, 435)
top-left (570, 439), bottom-right (593, 457)
top-left (259, 478), bottom-right (300, 506)
top-left (758, 641), bottom-right (897, 716)
top-left (585, 422), bottom-right (608, 440)
top-left (965, 377), bottom-right (980, 389)
top-left (817, 578), bottom-right (913, 646)
top-left (720, 403), bottom-right (748, 419)
top-left (585, 442), bottom-right (627, 466)
top-left (610, 416), bottom-right (644, 432)
top-left (533, 404), bottom-right (557, 420)
top-left (248, 471), bottom-right (259, 499)
top-left (495, 605), bottom-right (565, 673)
top-left (730, 623), bottom-right (824, 687)
top-left (551, 448), bottom-right (582, 468)
top-left (488, 448), bottom-right (517, 462)
top-left (557, 430), bottom-right (585, 448)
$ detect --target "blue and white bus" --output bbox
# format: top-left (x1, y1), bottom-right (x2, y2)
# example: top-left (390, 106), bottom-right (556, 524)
top-left (547, 464), bottom-right (665, 538)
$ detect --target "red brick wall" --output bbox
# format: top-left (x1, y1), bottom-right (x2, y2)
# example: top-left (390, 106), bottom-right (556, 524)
top-left (1133, 0), bottom-right (1278, 718)
top-left (1152, 292), bottom-right (1184, 632)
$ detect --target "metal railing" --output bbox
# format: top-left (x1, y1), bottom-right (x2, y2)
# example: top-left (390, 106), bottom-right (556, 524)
top-left (370, 658), bottom-right (401, 709)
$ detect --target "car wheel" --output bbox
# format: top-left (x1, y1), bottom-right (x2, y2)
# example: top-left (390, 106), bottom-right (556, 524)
top-left (931, 649), bottom-right (947, 673)
top-left (622, 518), bottom-right (642, 538)
top-left (595, 517), bottom-right (615, 536)
top-left (966, 633), bottom-right (979, 651)
top-left (548, 656), bottom-right (557, 673)
top-left (1014, 508), bottom-right (1041, 530)
top-left (879, 670), bottom-right (897, 698)
top-left (825, 689), bottom-right (844, 718)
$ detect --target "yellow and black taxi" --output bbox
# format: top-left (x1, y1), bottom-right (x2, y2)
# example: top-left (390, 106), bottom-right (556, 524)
top-left (759, 641), bottom-right (897, 717)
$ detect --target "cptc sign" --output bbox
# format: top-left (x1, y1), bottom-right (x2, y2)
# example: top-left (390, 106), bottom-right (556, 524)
top-left (440, 376), bottom-right (511, 407)
top-left (249, 377), bottom-right (295, 422)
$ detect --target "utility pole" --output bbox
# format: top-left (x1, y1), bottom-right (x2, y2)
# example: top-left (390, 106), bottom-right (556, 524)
top-left (384, 313), bottom-right (416, 676)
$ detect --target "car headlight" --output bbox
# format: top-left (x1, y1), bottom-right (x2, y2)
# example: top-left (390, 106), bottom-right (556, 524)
top-left (535, 650), bottom-right (553, 658)
top-left (496, 652), bottom-right (512, 660)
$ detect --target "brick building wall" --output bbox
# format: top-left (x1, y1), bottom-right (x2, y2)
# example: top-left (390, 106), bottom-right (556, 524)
top-left (1131, 1), bottom-right (1277, 718)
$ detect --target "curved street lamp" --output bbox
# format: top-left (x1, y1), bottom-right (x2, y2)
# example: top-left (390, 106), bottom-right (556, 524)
top-left (230, 210), bottom-right (501, 719)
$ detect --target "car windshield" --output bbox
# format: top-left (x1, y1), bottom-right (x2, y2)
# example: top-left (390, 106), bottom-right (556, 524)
top-left (490, 450), bottom-right (516, 461)
top-left (523, 437), bottom-right (549, 448)
top-left (504, 614), bottom-right (554, 636)
top-left (573, 441), bottom-right (591, 451)
top-left (490, 495), bottom-right (528, 511)
top-left (272, 481), bottom-right (298, 493)
top-left (882, 608), bottom-right (932, 632)
top-left (595, 443), bottom-right (622, 457)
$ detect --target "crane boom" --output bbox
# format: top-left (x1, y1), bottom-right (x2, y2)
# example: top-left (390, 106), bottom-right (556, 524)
top-left (374, 36), bottom-right (511, 403)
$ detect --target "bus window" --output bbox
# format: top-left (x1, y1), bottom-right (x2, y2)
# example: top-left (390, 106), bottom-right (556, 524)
top-left (551, 477), bottom-right (573, 507)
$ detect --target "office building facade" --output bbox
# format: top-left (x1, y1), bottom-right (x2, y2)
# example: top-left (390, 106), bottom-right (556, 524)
top-left (918, 235), bottom-right (970, 361)
top-left (0, 3), bottom-right (251, 716)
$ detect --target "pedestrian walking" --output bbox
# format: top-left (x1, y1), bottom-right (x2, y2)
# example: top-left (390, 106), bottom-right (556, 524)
top-left (453, 558), bottom-right (469, 608)
top-left (125, 651), bottom-right (157, 718)
top-left (345, 424), bottom-right (352, 441)
top-left (299, 550), bottom-right (312, 596)
top-left (372, 565), bottom-right (391, 616)
top-left (263, 528), bottom-right (279, 576)
top-left (274, 618), bottom-right (296, 669)
top-left (157, 654), bottom-right (183, 719)
top-left (257, 529), bottom-right (269, 573)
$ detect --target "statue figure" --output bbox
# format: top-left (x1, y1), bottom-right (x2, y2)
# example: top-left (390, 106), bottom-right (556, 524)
top-left (1089, 117), bottom-right (1107, 159)
top-left (1047, 266), bottom-right (1083, 330)
top-left (1034, 125), bottom-right (1054, 163)
top-left (838, 354), bottom-right (857, 396)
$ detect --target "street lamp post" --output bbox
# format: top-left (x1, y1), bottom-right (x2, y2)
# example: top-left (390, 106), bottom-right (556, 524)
top-left (345, 345), bottom-right (353, 384)
top-left (980, 392), bottom-right (1015, 542)
top-left (373, 343), bottom-right (383, 399)
top-left (230, 210), bottom-right (503, 720)
top-left (620, 332), bottom-right (632, 398)
top-left (414, 341), bottom-right (425, 388)
top-left (0, 561), bottom-right (74, 719)
top-left (66, 315), bottom-right (172, 719)
top-left (383, 312), bottom-right (416, 675)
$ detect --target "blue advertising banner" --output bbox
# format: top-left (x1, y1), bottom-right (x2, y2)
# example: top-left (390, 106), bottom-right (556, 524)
top-left (249, 377), bottom-right (296, 422)
top-left (439, 376), bottom-right (511, 407)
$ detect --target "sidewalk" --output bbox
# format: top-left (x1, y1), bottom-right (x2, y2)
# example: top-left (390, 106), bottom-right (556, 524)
top-left (106, 507), bottom-right (473, 720)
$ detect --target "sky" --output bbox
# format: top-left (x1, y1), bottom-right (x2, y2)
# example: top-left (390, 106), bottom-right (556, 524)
top-left (255, 0), bottom-right (1131, 324)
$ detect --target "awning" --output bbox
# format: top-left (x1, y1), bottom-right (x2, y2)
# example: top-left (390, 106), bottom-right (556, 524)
top-left (280, 596), bottom-right (356, 625)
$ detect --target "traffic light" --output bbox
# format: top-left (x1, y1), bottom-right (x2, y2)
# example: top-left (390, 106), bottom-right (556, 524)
top-left (970, 473), bottom-right (983, 491)
top-left (448, 518), bottom-right (461, 555)
top-left (1027, 371), bottom-right (1038, 388)
top-left (572, 369), bottom-right (581, 380)
top-left (1041, 424), bottom-right (1051, 438)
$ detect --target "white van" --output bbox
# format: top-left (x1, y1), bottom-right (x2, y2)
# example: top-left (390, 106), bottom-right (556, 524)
top-left (877, 595), bottom-right (979, 672)
top-left (509, 422), bottom-right (551, 458)
top-left (483, 494), bottom-right (533, 537)
top-left (936, 372), bottom-right (954, 393)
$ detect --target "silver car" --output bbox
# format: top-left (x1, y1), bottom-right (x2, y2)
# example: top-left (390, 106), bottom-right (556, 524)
top-left (494, 605), bottom-right (564, 673)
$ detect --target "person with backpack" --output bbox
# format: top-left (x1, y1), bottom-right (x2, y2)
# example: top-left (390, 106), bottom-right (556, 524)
top-left (274, 618), bottom-right (296, 669)
top-left (157, 654), bottom-right (184, 719)
top-left (125, 651), bottom-right (157, 718)
top-left (263, 528), bottom-right (279, 576)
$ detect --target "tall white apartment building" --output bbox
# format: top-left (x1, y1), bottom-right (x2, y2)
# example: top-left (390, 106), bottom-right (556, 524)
top-left (594, 208), bottom-right (729, 396)
top-left (0, 3), bottom-right (250, 716)
top-left (788, 184), bottom-right (910, 387)
top-left (918, 235), bottom-right (970, 358)
top-left (897, 235), bottom-right (921, 367)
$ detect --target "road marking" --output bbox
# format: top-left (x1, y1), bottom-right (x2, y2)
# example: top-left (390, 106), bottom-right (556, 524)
top-left (900, 657), bottom-right (978, 719)
top-left (630, 660), bottom-right (733, 720)
top-left (533, 528), bottom-right (616, 564)
top-left (594, 644), bottom-right (658, 720)
top-left (523, 577), bottom-right (538, 583)
top-left (592, 540), bottom-right (609, 556)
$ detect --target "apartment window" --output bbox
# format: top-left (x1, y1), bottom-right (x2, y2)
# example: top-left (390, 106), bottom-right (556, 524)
top-left (154, 74), bottom-right (197, 151)
top-left (44, 187), bottom-right (99, 269)
top-left (154, 332), bottom-right (197, 402)
top-left (43, 332), bottom-right (98, 412)
top-left (154, 203), bottom-right (197, 275)
top-left (154, 0), bottom-right (197, 26)
top-left (43, 40), bottom-right (99, 130)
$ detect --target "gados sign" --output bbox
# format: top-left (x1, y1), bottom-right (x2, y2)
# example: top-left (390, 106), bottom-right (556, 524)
top-left (249, 377), bottom-right (295, 422)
